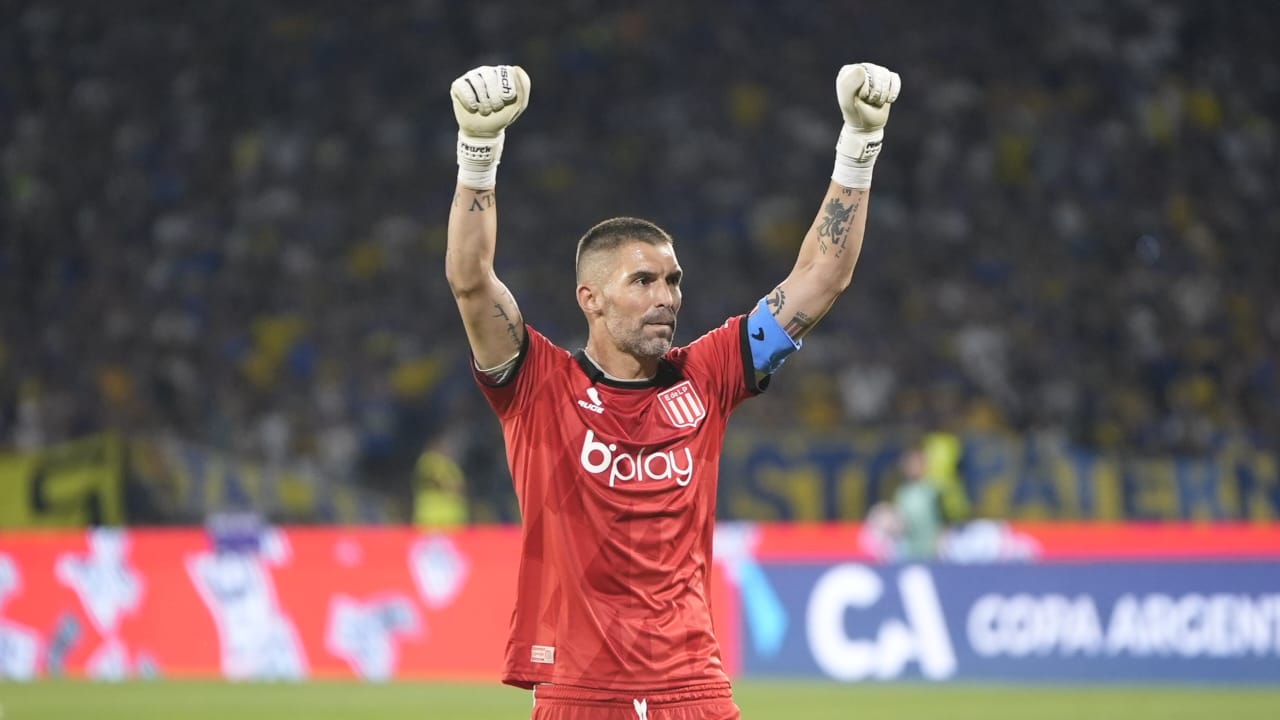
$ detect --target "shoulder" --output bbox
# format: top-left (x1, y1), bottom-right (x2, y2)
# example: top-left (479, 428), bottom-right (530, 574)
top-left (518, 325), bottom-right (577, 369)
top-left (665, 316), bottom-right (744, 366)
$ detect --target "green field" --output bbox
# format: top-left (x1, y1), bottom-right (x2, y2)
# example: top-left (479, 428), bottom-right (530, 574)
top-left (1, 681), bottom-right (1277, 719)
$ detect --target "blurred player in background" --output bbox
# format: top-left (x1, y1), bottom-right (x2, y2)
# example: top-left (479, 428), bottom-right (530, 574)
top-left (411, 431), bottom-right (469, 530)
top-left (446, 61), bottom-right (900, 719)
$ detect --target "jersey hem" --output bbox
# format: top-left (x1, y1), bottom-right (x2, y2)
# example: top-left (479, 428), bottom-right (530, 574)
top-left (503, 672), bottom-right (732, 693)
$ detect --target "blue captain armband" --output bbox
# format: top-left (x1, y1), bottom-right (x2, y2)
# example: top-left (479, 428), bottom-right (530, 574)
top-left (747, 297), bottom-right (802, 374)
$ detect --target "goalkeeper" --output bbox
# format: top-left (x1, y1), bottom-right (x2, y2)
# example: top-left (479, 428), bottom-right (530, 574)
top-left (447, 62), bottom-right (900, 719)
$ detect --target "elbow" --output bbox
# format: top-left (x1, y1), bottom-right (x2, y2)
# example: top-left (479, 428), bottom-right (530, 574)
top-left (827, 268), bottom-right (856, 296)
top-left (445, 262), bottom-right (490, 299)
top-left (797, 259), bottom-right (855, 298)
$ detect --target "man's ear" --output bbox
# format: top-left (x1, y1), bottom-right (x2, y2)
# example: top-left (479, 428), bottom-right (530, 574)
top-left (577, 283), bottom-right (602, 316)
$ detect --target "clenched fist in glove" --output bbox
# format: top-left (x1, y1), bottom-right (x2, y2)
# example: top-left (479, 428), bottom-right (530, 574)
top-left (451, 65), bottom-right (531, 189)
top-left (832, 63), bottom-right (901, 189)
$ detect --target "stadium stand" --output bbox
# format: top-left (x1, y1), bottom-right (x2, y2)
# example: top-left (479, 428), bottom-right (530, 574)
top-left (2, 1), bottom-right (1277, 521)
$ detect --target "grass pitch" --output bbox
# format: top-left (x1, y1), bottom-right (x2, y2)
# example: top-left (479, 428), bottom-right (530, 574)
top-left (0, 680), bottom-right (1277, 719)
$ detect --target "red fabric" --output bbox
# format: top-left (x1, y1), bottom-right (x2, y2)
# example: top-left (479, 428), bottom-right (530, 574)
top-left (475, 320), bottom-right (758, 690)
top-left (532, 682), bottom-right (740, 720)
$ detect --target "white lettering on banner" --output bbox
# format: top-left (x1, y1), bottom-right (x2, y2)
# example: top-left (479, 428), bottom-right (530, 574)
top-left (0, 555), bottom-right (19, 601)
top-left (969, 594), bottom-right (1103, 657)
top-left (409, 535), bottom-right (469, 609)
top-left (1106, 593), bottom-right (1280, 658)
top-left (0, 618), bottom-right (41, 680)
top-left (186, 532), bottom-right (309, 680)
top-left (967, 592), bottom-right (1280, 659)
top-left (579, 430), bottom-right (694, 488)
top-left (806, 564), bottom-right (956, 680)
top-left (326, 594), bottom-right (421, 681)
top-left (0, 554), bottom-right (42, 681)
top-left (86, 638), bottom-right (129, 681)
top-left (55, 529), bottom-right (142, 635)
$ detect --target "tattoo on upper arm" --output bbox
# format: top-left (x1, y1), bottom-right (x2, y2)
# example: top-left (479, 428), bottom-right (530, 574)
top-left (816, 190), bottom-right (865, 257)
top-left (468, 191), bottom-right (495, 212)
top-left (766, 286), bottom-right (786, 316)
top-left (783, 311), bottom-right (816, 337)
top-left (491, 298), bottom-right (521, 349)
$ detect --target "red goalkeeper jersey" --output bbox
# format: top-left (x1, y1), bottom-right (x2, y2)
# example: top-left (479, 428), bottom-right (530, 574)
top-left (473, 317), bottom-right (763, 691)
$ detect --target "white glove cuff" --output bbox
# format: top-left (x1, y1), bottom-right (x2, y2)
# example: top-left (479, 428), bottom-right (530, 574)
top-left (457, 130), bottom-right (504, 190)
top-left (832, 124), bottom-right (883, 189)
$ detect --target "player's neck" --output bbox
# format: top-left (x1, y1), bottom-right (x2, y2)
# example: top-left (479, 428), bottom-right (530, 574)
top-left (583, 340), bottom-right (658, 381)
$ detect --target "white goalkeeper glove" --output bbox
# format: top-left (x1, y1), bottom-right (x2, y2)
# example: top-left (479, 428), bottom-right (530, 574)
top-left (832, 62), bottom-right (901, 189)
top-left (451, 65), bottom-right (531, 189)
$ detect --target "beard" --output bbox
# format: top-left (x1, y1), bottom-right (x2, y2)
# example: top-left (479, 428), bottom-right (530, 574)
top-left (605, 307), bottom-right (677, 359)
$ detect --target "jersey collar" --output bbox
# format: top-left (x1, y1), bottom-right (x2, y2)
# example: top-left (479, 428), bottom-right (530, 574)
top-left (572, 349), bottom-right (684, 389)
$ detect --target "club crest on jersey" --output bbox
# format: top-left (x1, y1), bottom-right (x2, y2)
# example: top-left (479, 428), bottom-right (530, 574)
top-left (657, 381), bottom-right (706, 429)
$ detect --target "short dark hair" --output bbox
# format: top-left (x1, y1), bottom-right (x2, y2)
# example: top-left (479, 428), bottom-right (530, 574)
top-left (575, 217), bottom-right (674, 280)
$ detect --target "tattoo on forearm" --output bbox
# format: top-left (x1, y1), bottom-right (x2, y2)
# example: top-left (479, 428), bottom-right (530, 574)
top-left (766, 286), bottom-right (786, 316)
top-left (815, 188), bottom-right (866, 257)
top-left (468, 191), bottom-right (495, 212)
top-left (834, 191), bottom-right (864, 258)
top-left (816, 196), bottom-right (855, 255)
top-left (491, 301), bottom-right (521, 348)
top-left (783, 311), bottom-right (815, 336)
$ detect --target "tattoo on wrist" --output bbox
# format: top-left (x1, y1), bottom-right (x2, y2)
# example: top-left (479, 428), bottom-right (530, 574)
top-left (784, 311), bottom-right (815, 336)
top-left (469, 192), bottom-right (495, 212)
top-left (766, 287), bottom-right (786, 316)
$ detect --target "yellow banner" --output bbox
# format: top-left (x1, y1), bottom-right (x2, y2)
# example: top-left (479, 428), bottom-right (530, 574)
top-left (0, 435), bottom-right (125, 528)
top-left (127, 435), bottom-right (393, 524)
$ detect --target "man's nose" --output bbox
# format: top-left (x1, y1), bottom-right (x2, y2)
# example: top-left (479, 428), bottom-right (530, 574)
top-left (652, 283), bottom-right (675, 308)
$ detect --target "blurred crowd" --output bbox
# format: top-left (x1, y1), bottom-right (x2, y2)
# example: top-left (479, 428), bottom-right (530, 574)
top-left (3, 0), bottom-right (1278, 509)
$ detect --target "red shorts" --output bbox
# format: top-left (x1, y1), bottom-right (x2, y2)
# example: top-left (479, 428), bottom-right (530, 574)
top-left (531, 682), bottom-right (741, 720)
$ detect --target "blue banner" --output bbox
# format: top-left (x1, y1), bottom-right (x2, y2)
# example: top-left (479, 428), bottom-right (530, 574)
top-left (718, 431), bottom-right (1280, 521)
top-left (739, 561), bottom-right (1280, 683)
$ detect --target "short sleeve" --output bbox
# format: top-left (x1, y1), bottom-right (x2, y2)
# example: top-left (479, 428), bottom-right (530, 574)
top-left (472, 325), bottom-right (566, 419)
